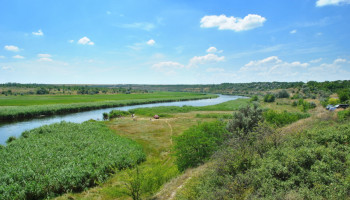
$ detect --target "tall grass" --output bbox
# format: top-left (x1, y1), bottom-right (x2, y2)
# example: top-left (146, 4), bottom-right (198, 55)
top-left (0, 93), bottom-right (217, 121)
top-left (0, 121), bottom-right (145, 200)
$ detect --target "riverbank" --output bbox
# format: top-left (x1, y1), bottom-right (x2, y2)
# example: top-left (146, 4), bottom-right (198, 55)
top-left (0, 92), bottom-right (217, 121)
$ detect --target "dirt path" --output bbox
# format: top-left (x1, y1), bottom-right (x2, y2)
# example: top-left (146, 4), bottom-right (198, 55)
top-left (165, 119), bottom-right (173, 145)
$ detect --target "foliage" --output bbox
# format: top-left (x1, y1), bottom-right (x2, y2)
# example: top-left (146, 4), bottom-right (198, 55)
top-left (125, 167), bottom-right (143, 200)
top-left (276, 90), bottom-right (290, 98)
top-left (109, 110), bottom-right (131, 119)
top-left (263, 110), bottom-right (310, 127)
top-left (250, 95), bottom-right (259, 101)
top-left (226, 103), bottom-right (263, 136)
top-left (174, 121), bottom-right (230, 171)
top-left (0, 121), bottom-right (145, 200)
top-left (0, 92), bottom-right (217, 120)
top-left (338, 109), bottom-right (350, 120)
top-left (102, 112), bottom-right (109, 120)
top-left (176, 122), bottom-right (350, 200)
top-left (263, 94), bottom-right (275, 102)
top-left (328, 98), bottom-right (340, 105)
top-left (338, 89), bottom-right (350, 103)
top-left (195, 113), bottom-right (232, 119)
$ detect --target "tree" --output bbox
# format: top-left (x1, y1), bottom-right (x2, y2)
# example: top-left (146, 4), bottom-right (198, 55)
top-left (263, 94), bottom-right (275, 102)
top-left (277, 90), bottom-right (290, 98)
top-left (338, 90), bottom-right (349, 103)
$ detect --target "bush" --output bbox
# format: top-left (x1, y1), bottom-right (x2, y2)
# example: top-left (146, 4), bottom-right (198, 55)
top-left (263, 94), bottom-right (275, 102)
top-left (174, 121), bottom-right (229, 171)
top-left (277, 90), bottom-right (290, 98)
top-left (250, 95), bottom-right (259, 101)
top-left (263, 110), bottom-right (310, 127)
top-left (328, 98), bottom-right (340, 105)
top-left (226, 103), bottom-right (263, 136)
top-left (338, 89), bottom-right (349, 103)
top-left (109, 110), bottom-right (131, 119)
top-left (338, 109), bottom-right (350, 120)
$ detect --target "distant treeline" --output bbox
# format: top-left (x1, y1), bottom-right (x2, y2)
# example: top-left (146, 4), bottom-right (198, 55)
top-left (0, 83), bottom-right (149, 95)
top-left (1, 80), bottom-right (349, 96)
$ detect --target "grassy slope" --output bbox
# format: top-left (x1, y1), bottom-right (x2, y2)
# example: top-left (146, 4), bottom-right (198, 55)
top-left (55, 98), bottom-right (247, 200)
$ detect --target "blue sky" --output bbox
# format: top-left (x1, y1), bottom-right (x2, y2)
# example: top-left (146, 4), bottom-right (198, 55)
top-left (0, 0), bottom-right (349, 84)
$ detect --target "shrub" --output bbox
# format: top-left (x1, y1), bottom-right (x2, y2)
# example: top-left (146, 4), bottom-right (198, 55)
top-left (5, 136), bottom-right (16, 144)
top-left (328, 98), bottom-right (340, 105)
top-left (102, 112), bottom-right (109, 120)
top-left (263, 94), bottom-right (275, 102)
top-left (338, 89), bottom-right (349, 103)
top-left (226, 103), bottom-right (263, 136)
top-left (174, 121), bottom-right (229, 171)
top-left (250, 95), bottom-right (259, 101)
top-left (109, 110), bottom-right (131, 119)
top-left (338, 109), bottom-right (350, 120)
top-left (277, 90), bottom-right (290, 98)
top-left (263, 110), bottom-right (310, 127)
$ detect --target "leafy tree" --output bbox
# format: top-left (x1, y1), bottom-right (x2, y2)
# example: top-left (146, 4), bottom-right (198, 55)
top-left (277, 90), bottom-right (290, 98)
top-left (338, 89), bottom-right (349, 103)
top-left (328, 98), bottom-right (340, 105)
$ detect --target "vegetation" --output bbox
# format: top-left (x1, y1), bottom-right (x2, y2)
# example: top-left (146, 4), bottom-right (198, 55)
top-left (108, 110), bottom-right (131, 119)
top-left (263, 94), bottom-right (275, 102)
top-left (0, 121), bottom-right (145, 200)
top-left (276, 89), bottom-right (290, 98)
top-left (174, 121), bottom-right (230, 171)
top-left (175, 107), bottom-right (350, 200)
top-left (263, 110), bottom-right (310, 127)
top-left (0, 92), bottom-right (217, 120)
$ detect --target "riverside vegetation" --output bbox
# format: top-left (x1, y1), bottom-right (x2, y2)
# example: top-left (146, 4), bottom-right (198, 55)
top-left (0, 83), bottom-right (349, 200)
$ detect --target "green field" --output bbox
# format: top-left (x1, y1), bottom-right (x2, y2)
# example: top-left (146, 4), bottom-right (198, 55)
top-left (0, 92), bottom-right (214, 106)
top-left (0, 92), bottom-right (217, 120)
top-left (0, 121), bottom-right (145, 200)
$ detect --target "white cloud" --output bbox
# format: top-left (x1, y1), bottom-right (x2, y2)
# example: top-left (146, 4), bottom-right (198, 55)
top-left (152, 61), bottom-right (185, 75)
top-left (13, 55), bottom-right (24, 59)
top-left (310, 58), bottom-right (322, 63)
top-left (122, 22), bottom-right (155, 31)
top-left (290, 29), bottom-right (297, 34)
top-left (0, 55), bottom-right (5, 59)
top-left (200, 14), bottom-right (266, 31)
top-left (206, 47), bottom-right (217, 53)
top-left (106, 11), bottom-right (111, 15)
top-left (316, 0), bottom-right (350, 7)
top-left (147, 39), bottom-right (156, 46)
top-left (68, 40), bottom-right (74, 43)
top-left (38, 54), bottom-right (53, 62)
top-left (206, 67), bottom-right (225, 72)
top-left (78, 37), bottom-right (94, 45)
top-left (32, 29), bottom-right (44, 36)
top-left (189, 54), bottom-right (225, 67)
top-left (4, 45), bottom-right (20, 52)
top-left (1, 66), bottom-right (13, 70)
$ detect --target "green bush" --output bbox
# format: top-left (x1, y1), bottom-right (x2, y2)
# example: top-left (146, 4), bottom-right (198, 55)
top-left (109, 110), bottom-right (131, 119)
top-left (263, 110), bottom-right (310, 127)
top-left (338, 89), bottom-right (349, 103)
top-left (250, 95), bottom-right (259, 101)
top-left (277, 90), bottom-right (290, 98)
top-left (338, 109), bottom-right (350, 120)
top-left (0, 121), bottom-right (145, 200)
top-left (174, 121), bottom-right (229, 171)
top-left (263, 94), bottom-right (275, 102)
top-left (226, 103), bottom-right (263, 136)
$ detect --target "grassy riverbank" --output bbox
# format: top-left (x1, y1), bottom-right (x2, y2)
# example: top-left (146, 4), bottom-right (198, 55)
top-left (0, 92), bottom-right (217, 120)
top-left (0, 121), bottom-right (145, 200)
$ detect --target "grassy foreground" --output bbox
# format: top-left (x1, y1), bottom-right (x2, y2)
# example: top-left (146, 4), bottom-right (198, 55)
top-left (0, 121), bottom-right (145, 200)
top-left (0, 92), bottom-right (217, 120)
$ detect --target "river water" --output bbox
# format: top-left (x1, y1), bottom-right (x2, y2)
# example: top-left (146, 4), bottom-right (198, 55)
top-left (0, 95), bottom-right (244, 144)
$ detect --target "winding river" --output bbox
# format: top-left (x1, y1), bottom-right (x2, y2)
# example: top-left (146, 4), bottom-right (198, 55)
top-left (0, 95), bottom-right (244, 144)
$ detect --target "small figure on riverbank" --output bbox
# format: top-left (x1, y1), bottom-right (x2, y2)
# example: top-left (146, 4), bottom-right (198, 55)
top-left (132, 113), bottom-right (135, 118)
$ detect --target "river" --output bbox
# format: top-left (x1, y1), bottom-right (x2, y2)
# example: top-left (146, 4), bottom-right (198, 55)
top-left (0, 95), bottom-right (244, 144)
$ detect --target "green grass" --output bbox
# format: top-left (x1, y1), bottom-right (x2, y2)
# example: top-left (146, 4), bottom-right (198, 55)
top-left (263, 109), bottom-right (310, 127)
top-left (0, 121), bottom-right (145, 200)
top-left (130, 98), bottom-right (250, 117)
top-left (0, 92), bottom-right (217, 120)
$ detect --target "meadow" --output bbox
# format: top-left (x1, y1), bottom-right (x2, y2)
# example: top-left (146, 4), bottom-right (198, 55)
top-left (0, 121), bottom-right (145, 200)
top-left (0, 92), bottom-right (217, 120)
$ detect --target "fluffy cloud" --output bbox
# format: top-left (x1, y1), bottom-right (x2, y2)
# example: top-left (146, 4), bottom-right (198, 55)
top-left (206, 47), bottom-right (217, 53)
top-left (68, 40), bottom-right (74, 43)
top-left (38, 54), bottom-right (53, 62)
top-left (1, 66), bottom-right (13, 70)
top-left (78, 37), bottom-right (94, 45)
top-left (0, 55), bottom-right (5, 59)
top-left (310, 58), bottom-right (322, 63)
top-left (32, 29), bottom-right (44, 36)
top-left (189, 54), bottom-right (225, 67)
top-left (13, 55), bottom-right (24, 59)
top-left (200, 14), bottom-right (266, 31)
top-left (147, 39), bottom-right (156, 46)
top-left (152, 61), bottom-right (185, 75)
top-left (4, 45), bottom-right (19, 52)
top-left (316, 0), bottom-right (350, 7)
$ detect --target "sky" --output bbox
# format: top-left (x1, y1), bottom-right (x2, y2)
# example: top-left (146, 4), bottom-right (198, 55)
top-left (0, 0), bottom-right (350, 84)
